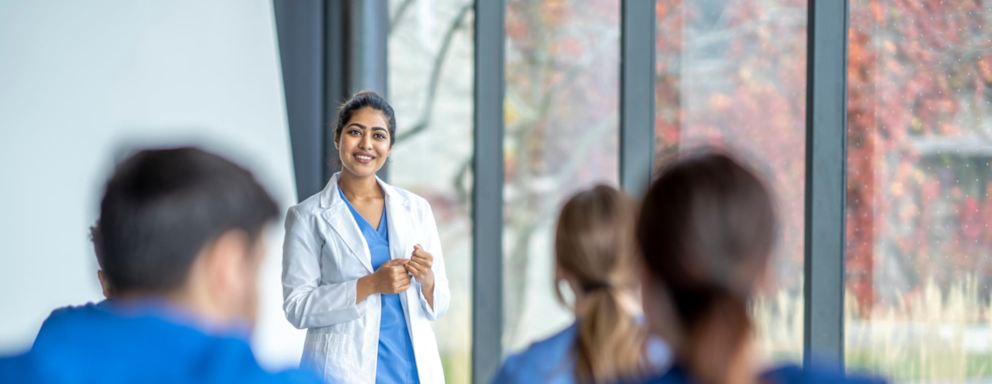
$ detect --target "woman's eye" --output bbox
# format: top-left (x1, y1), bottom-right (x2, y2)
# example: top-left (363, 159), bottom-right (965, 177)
top-left (348, 129), bottom-right (361, 136)
top-left (374, 133), bottom-right (387, 140)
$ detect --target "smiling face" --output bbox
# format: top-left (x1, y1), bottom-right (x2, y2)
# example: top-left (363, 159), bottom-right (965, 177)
top-left (335, 107), bottom-right (392, 178)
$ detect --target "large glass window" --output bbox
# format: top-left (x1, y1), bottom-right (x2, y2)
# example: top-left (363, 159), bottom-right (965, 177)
top-left (654, 0), bottom-right (808, 364)
top-left (387, 1), bottom-right (474, 382)
top-left (503, 0), bottom-right (621, 353)
top-left (845, 1), bottom-right (992, 380)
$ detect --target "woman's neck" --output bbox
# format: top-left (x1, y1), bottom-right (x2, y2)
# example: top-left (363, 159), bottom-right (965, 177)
top-left (681, 313), bottom-right (757, 384)
top-left (338, 171), bottom-right (382, 200)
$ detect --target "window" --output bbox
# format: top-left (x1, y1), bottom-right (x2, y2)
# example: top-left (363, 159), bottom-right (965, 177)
top-left (388, 0), bottom-right (474, 382)
top-left (503, 0), bottom-right (621, 353)
top-left (845, 1), bottom-right (992, 380)
top-left (655, 0), bottom-right (808, 363)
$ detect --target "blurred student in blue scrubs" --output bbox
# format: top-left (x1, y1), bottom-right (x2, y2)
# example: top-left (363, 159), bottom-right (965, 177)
top-left (0, 147), bottom-right (322, 384)
top-left (493, 185), bottom-right (670, 384)
top-left (633, 150), bottom-right (884, 384)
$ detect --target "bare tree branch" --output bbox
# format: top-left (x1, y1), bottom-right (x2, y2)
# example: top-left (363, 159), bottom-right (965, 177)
top-left (389, 0), bottom-right (416, 33)
top-left (395, 2), bottom-right (473, 144)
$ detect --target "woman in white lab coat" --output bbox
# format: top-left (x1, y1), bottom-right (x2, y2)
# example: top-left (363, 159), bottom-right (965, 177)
top-left (282, 91), bottom-right (449, 384)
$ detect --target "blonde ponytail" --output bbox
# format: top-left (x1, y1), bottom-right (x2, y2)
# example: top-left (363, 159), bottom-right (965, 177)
top-left (573, 285), bottom-right (644, 383)
top-left (554, 185), bottom-right (645, 383)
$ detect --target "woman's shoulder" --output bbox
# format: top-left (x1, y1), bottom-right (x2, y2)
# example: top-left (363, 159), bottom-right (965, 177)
top-left (287, 191), bottom-right (324, 217)
top-left (761, 363), bottom-right (887, 384)
top-left (492, 324), bottom-right (578, 384)
top-left (518, 323), bottom-right (578, 358)
top-left (382, 183), bottom-right (432, 211)
top-left (635, 362), bottom-right (887, 384)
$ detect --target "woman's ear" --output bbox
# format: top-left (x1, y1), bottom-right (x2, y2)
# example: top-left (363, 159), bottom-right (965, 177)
top-left (97, 270), bottom-right (112, 299)
top-left (200, 230), bottom-right (255, 323)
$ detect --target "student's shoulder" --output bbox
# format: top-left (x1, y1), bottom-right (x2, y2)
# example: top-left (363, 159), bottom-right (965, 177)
top-left (493, 324), bottom-right (578, 383)
top-left (524, 324), bottom-right (578, 356)
top-left (0, 352), bottom-right (42, 384)
top-left (633, 363), bottom-right (887, 384)
top-left (35, 302), bottom-right (105, 339)
top-left (45, 301), bottom-right (103, 319)
top-left (198, 337), bottom-right (323, 384)
top-left (761, 363), bottom-right (887, 384)
top-left (244, 368), bottom-right (324, 384)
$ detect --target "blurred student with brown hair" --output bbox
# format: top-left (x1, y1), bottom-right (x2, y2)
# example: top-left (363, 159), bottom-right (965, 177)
top-left (634, 149), bottom-right (884, 384)
top-left (493, 185), bottom-right (670, 384)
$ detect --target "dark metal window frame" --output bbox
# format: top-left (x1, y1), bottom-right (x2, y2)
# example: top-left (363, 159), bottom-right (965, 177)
top-left (472, 0), bottom-right (505, 382)
top-left (281, 0), bottom-right (851, 380)
top-left (277, 0), bottom-right (387, 199)
top-left (618, 0), bottom-right (851, 370)
top-left (803, 0), bottom-right (848, 368)
top-left (620, 0), bottom-right (656, 195)
top-left (274, 0), bottom-right (328, 201)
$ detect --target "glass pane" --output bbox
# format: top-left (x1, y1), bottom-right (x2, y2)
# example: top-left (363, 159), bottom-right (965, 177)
top-left (387, 1), bottom-right (474, 382)
top-left (503, 0), bottom-right (621, 353)
top-left (845, 1), bottom-right (992, 381)
top-left (655, 0), bottom-right (807, 365)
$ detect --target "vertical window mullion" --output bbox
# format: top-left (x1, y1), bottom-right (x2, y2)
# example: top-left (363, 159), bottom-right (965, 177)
top-left (472, 0), bottom-right (506, 382)
top-left (803, 0), bottom-right (849, 369)
top-left (620, 0), bottom-right (656, 195)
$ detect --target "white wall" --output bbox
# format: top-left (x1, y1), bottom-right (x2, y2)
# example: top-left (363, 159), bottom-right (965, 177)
top-left (0, 0), bottom-right (305, 369)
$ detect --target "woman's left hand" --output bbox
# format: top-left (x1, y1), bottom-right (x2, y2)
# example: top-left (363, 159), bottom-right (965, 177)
top-left (405, 244), bottom-right (435, 289)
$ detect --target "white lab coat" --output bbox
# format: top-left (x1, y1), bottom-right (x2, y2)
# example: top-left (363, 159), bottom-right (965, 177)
top-left (282, 173), bottom-right (449, 384)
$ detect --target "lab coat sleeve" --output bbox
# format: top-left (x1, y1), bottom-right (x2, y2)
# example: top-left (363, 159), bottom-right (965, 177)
top-left (417, 200), bottom-right (449, 320)
top-left (282, 206), bottom-right (366, 329)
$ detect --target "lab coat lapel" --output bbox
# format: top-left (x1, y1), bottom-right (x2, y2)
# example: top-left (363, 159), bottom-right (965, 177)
top-left (319, 174), bottom-right (374, 274)
top-left (380, 179), bottom-right (419, 329)
top-left (380, 180), bottom-right (413, 263)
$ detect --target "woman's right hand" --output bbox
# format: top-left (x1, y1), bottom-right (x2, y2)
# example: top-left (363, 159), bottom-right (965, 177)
top-left (356, 259), bottom-right (411, 303)
top-left (372, 259), bottom-right (412, 293)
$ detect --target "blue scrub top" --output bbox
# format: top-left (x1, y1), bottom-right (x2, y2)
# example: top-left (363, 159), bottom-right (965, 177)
top-left (0, 301), bottom-right (322, 384)
top-left (492, 322), bottom-right (671, 384)
top-left (637, 363), bottom-right (887, 384)
top-left (340, 188), bottom-right (420, 384)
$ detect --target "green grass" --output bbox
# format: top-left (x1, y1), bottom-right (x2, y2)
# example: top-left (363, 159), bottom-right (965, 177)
top-left (846, 350), bottom-right (992, 381)
top-left (752, 277), bottom-right (992, 382)
top-left (441, 351), bottom-right (471, 384)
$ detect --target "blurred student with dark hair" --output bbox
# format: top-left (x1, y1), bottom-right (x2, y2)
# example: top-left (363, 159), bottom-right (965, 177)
top-left (493, 185), bottom-right (669, 384)
top-left (0, 147), bottom-right (321, 384)
top-left (634, 150), bottom-right (884, 384)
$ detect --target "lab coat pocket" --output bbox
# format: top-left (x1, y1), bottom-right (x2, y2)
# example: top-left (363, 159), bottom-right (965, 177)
top-left (325, 331), bottom-right (361, 373)
top-left (301, 331), bottom-right (328, 377)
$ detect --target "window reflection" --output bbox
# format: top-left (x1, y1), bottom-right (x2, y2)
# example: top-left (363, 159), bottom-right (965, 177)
top-left (655, 0), bottom-right (808, 364)
top-left (503, 0), bottom-right (621, 353)
top-left (846, 1), bottom-right (992, 380)
top-left (387, 0), bottom-right (474, 382)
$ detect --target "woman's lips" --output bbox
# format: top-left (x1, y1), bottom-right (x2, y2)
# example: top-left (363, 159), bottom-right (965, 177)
top-left (354, 153), bottom-right (375, 164)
